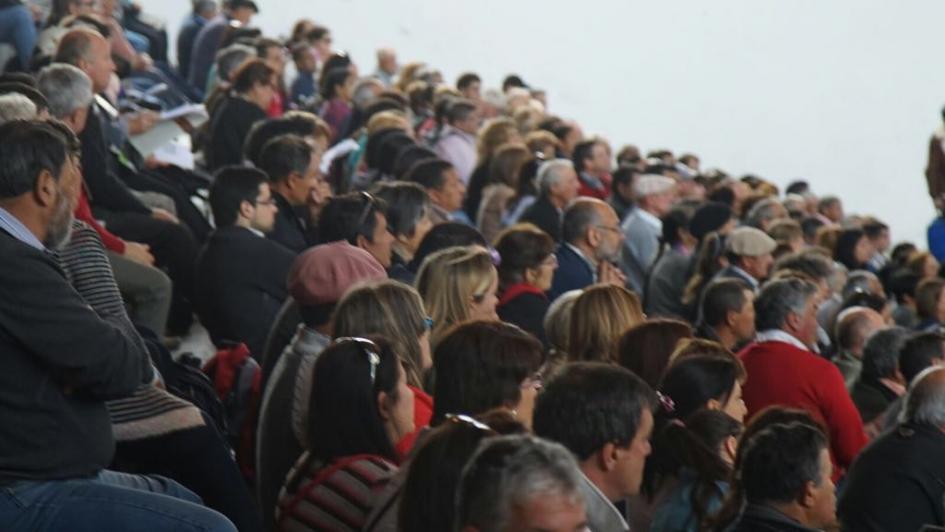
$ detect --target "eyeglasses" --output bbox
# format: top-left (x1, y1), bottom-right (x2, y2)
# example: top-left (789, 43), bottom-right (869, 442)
top-left (595, 224), bottom-right (622, 235)
top-left (254, 197), bottom-right (277, 207)
top-left (334, 336), bottom-right (381, 384)
top-left (355, 191), bottom-right (378, 228)
top-left (445, 413), bottom-right (492, 432)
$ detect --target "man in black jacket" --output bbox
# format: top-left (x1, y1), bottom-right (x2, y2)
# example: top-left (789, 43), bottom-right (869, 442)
top-left (54, 28), bottom-right (200, 335)
top-left (840, 366), bottom-right (945, 532)
top-left (520, 158), bottom-right (580, 242)
top-left (196, 166), bottom-right (295, 358)
top-left (258, 134), bottom-right (329, 254)
top-left (0, 120), bottom-right (234, 531)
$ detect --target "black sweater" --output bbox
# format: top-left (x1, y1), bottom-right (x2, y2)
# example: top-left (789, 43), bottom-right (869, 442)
top-left (0, 229), bottom-right (152, 481)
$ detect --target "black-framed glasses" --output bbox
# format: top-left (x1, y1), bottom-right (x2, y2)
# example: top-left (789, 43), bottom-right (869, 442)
top-left (445, 413), bottom-right (492, 432)
top-left (355, 191), bottom-right (377, 228)
top-left (334, 336), bottom-right (381, 384)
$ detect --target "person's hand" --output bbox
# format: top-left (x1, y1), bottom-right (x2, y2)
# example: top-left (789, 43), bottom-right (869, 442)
top-left (127, 110), bottom-right (159, 135)
top-left (123, 241), bottom-right (155, 266)
top-left (151, 208), bottom-right (179, 224)
top-left (598, 260), bottom-right (627, 287)
top-left (133, 53), bottom-right (153, 72)
top-left (144, 155), bottom-right (170, 169)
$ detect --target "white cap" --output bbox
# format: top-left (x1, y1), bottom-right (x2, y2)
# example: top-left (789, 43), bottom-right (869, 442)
top-left (633, 174), bottom-right (676, 197)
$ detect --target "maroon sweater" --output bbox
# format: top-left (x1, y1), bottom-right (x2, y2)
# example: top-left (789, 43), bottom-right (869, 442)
top-left (740, 340), bottom-right (867, 478)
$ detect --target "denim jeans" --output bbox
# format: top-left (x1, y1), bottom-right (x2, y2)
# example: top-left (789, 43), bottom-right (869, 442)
top-left (0, 5), bottom-right (36, 71)
top-left (0, 469), bottom-right (236, 531)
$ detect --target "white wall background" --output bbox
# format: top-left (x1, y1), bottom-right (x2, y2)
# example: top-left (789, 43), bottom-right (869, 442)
top-left (148, 0), bottom-right (945, 244)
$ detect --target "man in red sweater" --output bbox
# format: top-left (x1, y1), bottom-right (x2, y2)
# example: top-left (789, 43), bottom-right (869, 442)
top-left (740, 277), bottom-right (867, 479)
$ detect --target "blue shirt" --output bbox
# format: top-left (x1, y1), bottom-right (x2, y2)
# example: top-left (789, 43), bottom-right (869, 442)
top-left (0, 206), bottom-right (44, 250)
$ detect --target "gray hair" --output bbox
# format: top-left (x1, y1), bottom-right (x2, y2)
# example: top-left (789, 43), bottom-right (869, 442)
top-left (457, 434), bottom-right (585, 532)
top-left (901, 366), bottom-right (945, 426)
top-left (843, 270), bottom-right (880, 299)
top-left (537, 158), bottom-right (574, 195)
top-left (215, 44), bottom-right (255, 82)
top-left (755, 277), bottom-right (818, 332)
top-left (746, 198), bottom-right (784, 229)
top-left (36, 63), bottom-right (93, 119)
top-left (352, 77), bottom-right (383, 109)
top-left (561, 197), bottom-right (603, 245)
top-left (0, 94), bottom-right (37, 124)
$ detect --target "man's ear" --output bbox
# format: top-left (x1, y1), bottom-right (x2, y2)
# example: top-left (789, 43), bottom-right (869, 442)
top-left (784, 310), bottom-right (802, 333)
top-left (599, 442), bottom-right (619, 472)
top-left (724, 309), bottom-right (737, 328)
top-left (33, 169), bottom-right (57, 208)
top-left (238, 199), bottom-right (254, 220)
top-left (355, 233), bottom-right (369, 250)
top-left (376, 391), bottom-right (392, 422)
top-left (798, 479), bottom-right (817, 509)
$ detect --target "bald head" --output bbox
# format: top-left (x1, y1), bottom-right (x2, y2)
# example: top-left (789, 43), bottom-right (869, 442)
top-left (902, 366), bottom-right (945, 427)
top-left (835, 306), bottom-right (885, 357)
top-left (54, 29), bottom-right (113, 94)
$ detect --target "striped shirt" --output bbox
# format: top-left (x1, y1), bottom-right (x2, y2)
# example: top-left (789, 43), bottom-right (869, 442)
top-left (276, 453), bottom-right (398, 532)
top-left (58, 221), bottom-right (203, 439)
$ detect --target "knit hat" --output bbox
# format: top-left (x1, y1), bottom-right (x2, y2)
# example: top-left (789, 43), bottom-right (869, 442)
top-left (288, 242), bottom-right (387, 306)
top-left (725, 227), bottom-right (777, 257)
top-left (633, 174), bottom-right (676, 197)
top-left (689, 202), bottom-right (733, 241)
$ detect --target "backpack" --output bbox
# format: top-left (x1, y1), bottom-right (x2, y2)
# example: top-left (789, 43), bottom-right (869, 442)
top-left (203, 342), bottom-right (263, 481)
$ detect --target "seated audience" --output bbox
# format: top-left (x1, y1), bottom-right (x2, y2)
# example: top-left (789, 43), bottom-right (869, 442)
top-left (650, 410), bottom-right (743, 532)
top-left (0, 119), bottom-right (234, 531)
top-left (534, 363), bottom-right (657, 531)
top-left (568, 284), bottom-right (645, 363)
top-left (456, 435), bottom-right (589, 532)
top-left (740, 278), bottom-right (867, 479)
top-left (840, 366), bottom-right (945, 532)
top-left (883, 331), bottom-right (945, 427)
top-left (832, 307), bottom-right (886, 389)
top-left (405, 158), bottom-right (466, 225)
top-left (711, 422), bottom-right (835, 531)
top-left (257, 134), bottom-right (329, 253)
top-left (317, 191), bottom-right (395, 268)
top-left (617, 319), bottom-right (694, 388)
top-left (645, 203), bottom-right (698, 319)
top-left (431, 320), bottom-right (544, 429)
top-left (371, 181), bottom-right (433, 283)
top-left (196, 166), bottom-right (295, 357)
top-left (696, 278), bottom-right (756, 352)
top-left (464, 117), bottom-right (520, 220)
top-left (415, 245), bottom-right (499, 345)
top-left (477, 142), bottom-right (530, 242)
top-left (494, 223), bottom-right (557, 345)
top-left (189, 0), bottom-right (258, 91)
top-left (432, 98), bottom-right (479, 183)
top-left (207, 59), bottom-right (275, 171)
top-left (850, 326), bottom-right (909, 434)
top-left (716, 226), bottom-right (776, 290)
top-left (274, 337), bottom-right (414, 532)
top-left (395, 410), bottom-right (526, 531)
top-left (834, 227), bottom-right (874, 271)
top-left (621, 174), bottom-right (676, 293)
top-left (407, 221), bottom-right (487, 273)
top-left (572, 138), bottom-right (613, 200)
top-left (520, 158), bottom-right (580, 242)
top-left (888, 268), bottom-right (920, 328)
top-left (915, 277), bottom-right (945, 331)
top-left (550, 198), bottom-right (626, 299)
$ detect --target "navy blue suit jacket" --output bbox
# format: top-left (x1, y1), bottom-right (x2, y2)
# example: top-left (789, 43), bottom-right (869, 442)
top-left (548, 243), bottom-right (595, 301)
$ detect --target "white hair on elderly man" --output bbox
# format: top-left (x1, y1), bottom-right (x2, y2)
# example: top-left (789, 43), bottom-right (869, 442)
top-left (0, 93), bottom-right (37, 124)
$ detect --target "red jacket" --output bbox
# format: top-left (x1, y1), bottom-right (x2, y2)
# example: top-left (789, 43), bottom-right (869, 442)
top-left (75, 181), bottom-right (125, 254)
top-left (739, 339), bottom-right (867, 478)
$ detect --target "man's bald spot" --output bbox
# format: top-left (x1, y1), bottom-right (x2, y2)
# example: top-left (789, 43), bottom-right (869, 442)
top-left (54, 28), bottom-right (105, 66)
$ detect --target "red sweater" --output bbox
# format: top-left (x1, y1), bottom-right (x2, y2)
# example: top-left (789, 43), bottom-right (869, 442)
top-left (75, 181), bottom-right (126, 254)
top-left (739, 340), bottom-right (867, 478)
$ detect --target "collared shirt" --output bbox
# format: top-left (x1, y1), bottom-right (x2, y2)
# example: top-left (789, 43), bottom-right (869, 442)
top-left (565, 242), bottom-right (598, 283)
top-left (636, 207), bottom-right (663, 232)
top-left (579, 471), bottom-right (630, 532)
top-left (755, 329), bottom-right (810, 352)
top-left (0, 206), bottom-right (44, 251)
top-left (729, 264), bottom-right (759, 290)
top-left (433, 126), bottom-right (476, 183)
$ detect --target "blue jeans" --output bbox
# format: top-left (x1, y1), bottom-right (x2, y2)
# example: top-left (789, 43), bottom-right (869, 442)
top-left (0, 469), bottom-right (236, 531)
top-left (0, 5), bottom-right (36, 71)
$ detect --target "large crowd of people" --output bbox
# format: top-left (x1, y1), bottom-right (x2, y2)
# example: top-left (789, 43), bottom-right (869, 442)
top-left (3, 1), bottom-right (945, 531)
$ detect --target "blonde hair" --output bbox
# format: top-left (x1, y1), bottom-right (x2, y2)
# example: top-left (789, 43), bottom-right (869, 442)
top-left (476, 117), bottom-right (518, 162)
top-left (415, 246), bottom-right (498, 345)
top-left (366, 110), bottom-right (410, 136)
top-left (487, 143), bottom-right (531, 187)
top-left (568, 284), bottom-right (645, 363)
top-left (333, 280), bottom-right (429, 388)
top-left (524, 130), bottom-right (559, 158)
top-left (395, 61), bottom-right (425, 93)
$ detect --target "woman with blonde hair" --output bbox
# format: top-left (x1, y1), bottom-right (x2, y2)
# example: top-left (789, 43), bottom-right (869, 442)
top-left (333, 280), bottom-right (434, 457)
top-left (477, 143), bottom-right (532, 242)
top-left (415, 246), bottom-right (499, 345)
top-left (463, 117), bottom-right (521, 220)
top-left (568, 284), bottom-right (645, 363)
